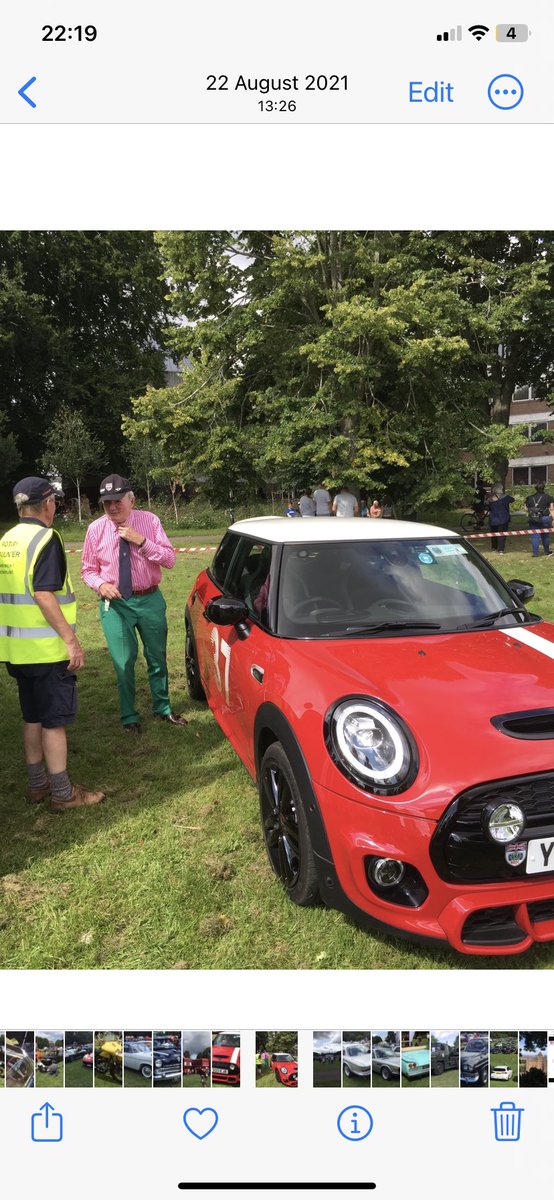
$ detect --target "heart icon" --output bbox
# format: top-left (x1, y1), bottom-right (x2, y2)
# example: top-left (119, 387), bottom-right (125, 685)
top-left (183, 1107), bottom-right (219, 1140)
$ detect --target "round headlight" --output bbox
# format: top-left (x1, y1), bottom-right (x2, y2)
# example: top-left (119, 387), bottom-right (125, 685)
top-left (486, 802), bottom-right (525, 844)
top-left (326, 696), bottom-right (418, 795)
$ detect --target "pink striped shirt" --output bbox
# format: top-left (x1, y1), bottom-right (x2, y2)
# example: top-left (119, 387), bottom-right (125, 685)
top-left (81, 510), bottom-right (176, 594)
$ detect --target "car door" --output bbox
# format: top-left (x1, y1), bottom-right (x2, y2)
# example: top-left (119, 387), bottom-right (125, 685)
top-left (200, 535), bottom-right (277, 775)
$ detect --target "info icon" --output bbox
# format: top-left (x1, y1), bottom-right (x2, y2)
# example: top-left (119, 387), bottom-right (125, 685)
top-left (337, 1105), bottom-right (374, 1142)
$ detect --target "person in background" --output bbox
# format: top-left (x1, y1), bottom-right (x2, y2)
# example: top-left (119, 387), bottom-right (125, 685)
top-left (525, 482), bottom-right (554, 557)
top-left (359, 493), bottom-right (369, 518)
top-left (81, 473), bottom-right (188, 734)
top-left (312, 482), bottom-right (332, 516)
top-left (332, 486), bottom-right (359, 518)
top-left (368, 498), bottom-right (383, 518)
top-left (381, 495), bottom-right (397, 519)
top-left (298, 489), bottom-right (316, 517)
top-left (487, 485), bottom-right (514, 554)
top-left (0, 476), bottom-right (105, 811)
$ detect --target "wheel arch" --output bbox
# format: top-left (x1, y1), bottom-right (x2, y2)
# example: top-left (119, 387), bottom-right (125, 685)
top-left (254, 702), bottom-right (333, 866)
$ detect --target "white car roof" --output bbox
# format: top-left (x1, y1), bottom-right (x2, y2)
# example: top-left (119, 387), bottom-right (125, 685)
top-left (229, 517), bottom-right (457, 543)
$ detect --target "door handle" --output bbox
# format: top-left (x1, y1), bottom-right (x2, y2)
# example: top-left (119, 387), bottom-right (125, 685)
top-left (251, 665), bottom-right (264, 684)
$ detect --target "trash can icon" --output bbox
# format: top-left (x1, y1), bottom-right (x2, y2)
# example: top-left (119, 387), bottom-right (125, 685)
top-left (491, 1101), bottom-right (524, 1142)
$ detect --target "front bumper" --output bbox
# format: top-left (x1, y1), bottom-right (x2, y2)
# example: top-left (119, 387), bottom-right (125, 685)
top-left (313, 782), bottom-right (554, 955)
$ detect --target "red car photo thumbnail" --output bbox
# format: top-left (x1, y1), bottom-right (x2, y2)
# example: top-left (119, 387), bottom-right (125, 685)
top-left (270, 1053), bottom-right (298, 1086)
top-left (186, 517), bottom-right (554, 957)
top-left (211, 1032), bottom-right (240, 1084)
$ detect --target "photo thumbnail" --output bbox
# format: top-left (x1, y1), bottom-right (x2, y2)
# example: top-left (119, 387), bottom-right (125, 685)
top-left (256, 1032), bottom-right (298, 1088)
top-left (211, 1031), bottom-right (240, 1087)
top-left (153, 1032), bottom-right (182, 1088)
top-left (519, 1032), bottom-right (548, 1087)
top-left (94, 1032), bottom-right (122, 1088)
top-left (182, 1031), bottom-right (211, 1088)
top-left (5, 1031), bottom-right (34, 1088)
top-left (430, 1031), bottom-right (459, 1088)
top-left (401, 1031), bottom-right (430, 1087)
top-left (313, 1031), bottom-right (341, 1088)
top-left (35, 1031), bottom-right (63, 1087)
top-left (371, 1032), bottom-right (401, 1088)
top-left (3, 232), bottom-right (554, 970)
top-left (342, 1031), bottom-right (371, 1088)
top-left (460, 1032), bottom-right (489, 1087)
top-left (490, 1032), bottom-right (518, 1087)
top-left (64, 1033), bottom-right (94, 1088)
top-left (124, 1032), bottom-right (153, 1087)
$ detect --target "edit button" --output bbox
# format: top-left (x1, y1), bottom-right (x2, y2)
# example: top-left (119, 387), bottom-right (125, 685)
top-left (409, 81), bottom-right (455, 103)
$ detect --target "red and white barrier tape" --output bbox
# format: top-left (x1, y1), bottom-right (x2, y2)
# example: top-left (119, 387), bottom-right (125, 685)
top-left (65, 545), bottom-right (216, 554)
top-left (464, 529), bottom-right (551, 540)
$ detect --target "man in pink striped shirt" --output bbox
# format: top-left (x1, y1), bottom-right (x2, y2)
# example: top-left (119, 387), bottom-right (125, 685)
top-left (81, 474), bottom-right (187, 733)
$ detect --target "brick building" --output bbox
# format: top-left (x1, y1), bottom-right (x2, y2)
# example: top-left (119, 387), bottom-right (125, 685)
top-left (506, 386), bottom-right (554, 489)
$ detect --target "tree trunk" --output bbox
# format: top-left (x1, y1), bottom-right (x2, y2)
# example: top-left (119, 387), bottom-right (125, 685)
top-left (76, 478), bottom-right (82, 523)
top-left (170, 481), bottom-right (178, 522)
top-left (490, 370), bottom-right (516, 485)
top-left (146, 475), bottom-right (151, 507)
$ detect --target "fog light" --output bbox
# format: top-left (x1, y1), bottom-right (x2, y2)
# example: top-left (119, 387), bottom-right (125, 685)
top-left (370, 858), bottom-right (405, 887)
top-left (486, 802), bottom-right (525, 844)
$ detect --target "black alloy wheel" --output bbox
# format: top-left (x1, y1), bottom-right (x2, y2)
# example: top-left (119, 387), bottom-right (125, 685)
top-left (185, 618), bottom-right (206, 702)
top-left (434, 1060), bottom-right (444, 1076)
top-left (259, 743), bottom-right (319, 906)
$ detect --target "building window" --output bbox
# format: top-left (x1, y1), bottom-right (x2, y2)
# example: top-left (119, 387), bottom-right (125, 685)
top-left (528, 422), bottom-right (549, 442)
top-left (513, 467), bottom-right (529, 486)
top-left (512, 466), bottom-right (548, 486)
top-left (530, 466), bottom-right (548, 485)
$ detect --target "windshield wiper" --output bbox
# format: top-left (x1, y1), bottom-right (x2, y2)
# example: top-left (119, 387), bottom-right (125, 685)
top-left (459, 606), bottom-right (528, 630)
top-left (341, 620), bottom-right (443, 636)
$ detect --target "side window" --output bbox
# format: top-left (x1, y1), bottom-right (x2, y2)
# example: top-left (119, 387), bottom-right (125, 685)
top-left (226, 538), bottom-right (273, 624)
top-left (210, 532), bottom-right (240, 589)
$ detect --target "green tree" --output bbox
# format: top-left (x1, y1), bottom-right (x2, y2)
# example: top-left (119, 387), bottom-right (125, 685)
top-left (41, 405), bottom-right (105, 522)
top-left (125, 435), bottom-right (165, 506)
top-left (0, 412), bottom-right (21, 486)
top-left (125, 231), bottom-right (550, 511)
top-left (0, 231), bottom-right (168, 471)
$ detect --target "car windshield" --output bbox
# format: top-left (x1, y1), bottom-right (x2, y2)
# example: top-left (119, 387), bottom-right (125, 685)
top-left (273, 1053), bottom-right (293, 1061)
top-left (465, 1040), bottom-right (487, 1052)
top-left (277, 538), bottom-right (531, 639)
top-left (376, 1047), bottom-right (395, 1058)
top-left (213, 1033), bottom-right (240, 1047)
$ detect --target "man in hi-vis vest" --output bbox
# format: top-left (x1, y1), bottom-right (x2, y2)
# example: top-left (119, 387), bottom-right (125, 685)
top-left (0, 477), bottom-right (105, 812)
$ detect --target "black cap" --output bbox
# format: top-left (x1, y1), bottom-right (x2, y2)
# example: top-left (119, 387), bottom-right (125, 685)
top-left (13, 476), bottom-right (63, 503)
top-left (99, 473), bottom-right (132, 499)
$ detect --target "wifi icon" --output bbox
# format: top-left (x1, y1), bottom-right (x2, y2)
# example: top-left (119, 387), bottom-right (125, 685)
top-left (468, 24), bottom-right (490, 40)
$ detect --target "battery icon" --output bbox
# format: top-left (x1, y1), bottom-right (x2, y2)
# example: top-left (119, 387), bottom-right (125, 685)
top-left (496, 24), bottom-right (530, 41)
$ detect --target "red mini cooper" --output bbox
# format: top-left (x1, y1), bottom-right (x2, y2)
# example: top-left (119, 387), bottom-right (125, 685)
top-left (211, 1032), bottom-right (241, 1084)
top-left (270, 1053), bottom-right (298, 1086)
top-left (186, 517), bottom-right (554, 956)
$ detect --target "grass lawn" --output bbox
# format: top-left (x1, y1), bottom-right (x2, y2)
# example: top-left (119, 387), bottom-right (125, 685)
top-left (182, 1073), bottom-right (210, 1088)
top-left (371, 1071), bottom-right (400, 1088)
top-left (343, 1071), bottom-right (370, 1088)
top-left (2, 541), bottom-right (554, 970)
top-left (35, 1066), bottom-right (63, 1087)
top-left (64, 1059), bottom-right (93, 1087)
top-left (94, 1071), bottom-right (122, 1088)
top-left (256, 1070), bottom-right (281, 1088)
top-left (124, 1067), bottom-right (151, 1088)
top-left (430, 1068), bottom-right (459, 1088)
top-left (313, 1060), bottom-right (341, 1087)
top-left (401, 1071), bottom-right (429, 1088)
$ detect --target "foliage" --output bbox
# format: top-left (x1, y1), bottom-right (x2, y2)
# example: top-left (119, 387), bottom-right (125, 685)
top-left (0, 412), bottom-right (21, 486)
top-left (0, 231), bottom-right (168, 471)
top-left (124, 231), bottom-right (554, 510)
top-left (41, 405), bottom-right (105, 522)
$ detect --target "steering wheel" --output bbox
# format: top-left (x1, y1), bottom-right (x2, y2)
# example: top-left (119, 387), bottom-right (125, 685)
top-left (290, 596), bottom-right (344, 618)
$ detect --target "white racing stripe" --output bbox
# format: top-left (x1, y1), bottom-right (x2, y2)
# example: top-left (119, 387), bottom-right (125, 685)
top-left (504, 627), bottom-right (554, 661)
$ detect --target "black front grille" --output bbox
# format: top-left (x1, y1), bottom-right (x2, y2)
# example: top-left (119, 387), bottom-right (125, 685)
top-left (461, 906), bottom-right (527, 947)
top-left (430, 771), bottom-right (554, 884)
top-left (528, 899), bottom-right (554, 924)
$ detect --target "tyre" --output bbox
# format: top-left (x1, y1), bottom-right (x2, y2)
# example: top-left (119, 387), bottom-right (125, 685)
top-left (479, 1065), bottom-right (488, 1086)
top-left (140, 1063), bottom-right (153, 1079)
top-left (344, 1063), bottom-right (352, 1078)
top-left (381, 1066), bottom-right (392, 1081)
top-left (275, 1070), bottom-right (282, 1084)
top-left (460, 512), bottom-right (477, 532)
top-left (185, 617), bottom-right (206, 702)
top-left (259, 742), bottom-right (320, 907)
top-left (95, 1058), bottom-right (109, 1074)
top-left (433, 1060), bottom-right (444, 1076)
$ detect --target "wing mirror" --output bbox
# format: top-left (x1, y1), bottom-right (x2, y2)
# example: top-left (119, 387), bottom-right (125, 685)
top-left (506, 579), bottom-right (534, 603)
top-left (204, 595), bottom-right (250, 634)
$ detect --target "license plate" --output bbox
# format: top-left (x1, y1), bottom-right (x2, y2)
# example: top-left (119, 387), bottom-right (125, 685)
top-left (212, 1066), bottom-right (228, 1074)
top-left (526, 837), bottom-right (554, 874)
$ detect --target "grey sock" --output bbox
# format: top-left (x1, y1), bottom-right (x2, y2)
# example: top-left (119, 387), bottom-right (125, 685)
top-left (27, 761), bottom-right (49, 789)
top-left (48, 769), bottom-right (72, 801)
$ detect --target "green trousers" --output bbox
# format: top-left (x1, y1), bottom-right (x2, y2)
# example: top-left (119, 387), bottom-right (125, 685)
top-left (99, 589), bottom-right (172, 725)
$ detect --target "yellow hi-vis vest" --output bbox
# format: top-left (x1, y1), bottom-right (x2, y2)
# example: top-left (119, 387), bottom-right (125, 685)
top-left (0, 522), bottom-right (76, 665)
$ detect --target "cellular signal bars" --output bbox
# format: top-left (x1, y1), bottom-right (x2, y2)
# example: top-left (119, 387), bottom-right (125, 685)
top-left (437, 26), bottom-right (462, 41)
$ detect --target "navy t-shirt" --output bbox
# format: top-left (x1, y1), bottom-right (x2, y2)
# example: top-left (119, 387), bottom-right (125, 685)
top-left (20, 518), bottom-right (66, 591)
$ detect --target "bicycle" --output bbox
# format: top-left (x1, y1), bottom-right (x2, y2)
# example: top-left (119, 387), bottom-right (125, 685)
top-left (460, 509), bottom-right (487, 533)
